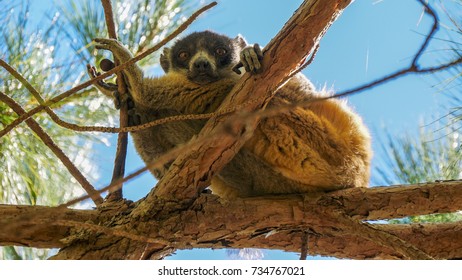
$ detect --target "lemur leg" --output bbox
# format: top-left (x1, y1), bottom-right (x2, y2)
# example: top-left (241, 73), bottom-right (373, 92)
top-left (210, 177), bottom-right (242, 198)
top-left (93, 38), bottom-right (144, 99)
top-left (87, 58), bottom-right (140, 126)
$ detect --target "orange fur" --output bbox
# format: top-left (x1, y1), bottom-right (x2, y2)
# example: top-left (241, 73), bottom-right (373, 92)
top-left (92, 35), bottom-right (372, 199)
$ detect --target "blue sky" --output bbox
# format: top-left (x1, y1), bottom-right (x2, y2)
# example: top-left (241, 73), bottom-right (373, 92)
top-left (26, 0), bottom-right (460, 259)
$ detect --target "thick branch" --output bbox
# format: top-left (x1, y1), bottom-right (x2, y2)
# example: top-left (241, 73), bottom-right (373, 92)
top-left (323, 180), bottom-right (462, 220)
top-left (207, 222), bottom-right (462, 260)
top-left (3, 180), bottom-right (461, 259)
top-left (0, 205), bottom-right (96, 248)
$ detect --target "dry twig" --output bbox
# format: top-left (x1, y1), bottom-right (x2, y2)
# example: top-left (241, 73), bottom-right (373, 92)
top-left (0, 91), bottom-right (103, 205)
top-left (0, 2), bottom-right (217, 139)
top-left (101, 0), bottom-right (127, 201)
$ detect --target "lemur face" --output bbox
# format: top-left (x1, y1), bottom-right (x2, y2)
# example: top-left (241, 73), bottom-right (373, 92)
top-left (160, 31), bottom-right (246, 85)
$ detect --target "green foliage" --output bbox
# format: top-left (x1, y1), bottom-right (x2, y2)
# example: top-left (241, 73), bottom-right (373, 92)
top-left (376, 128), bottom-right (462, 185)
top-left (0, 247), bottom-right (54, 260)
top-left (1, 1), bottom-right (93, 207)
top-left (57, 0), bottom-right (188, 68)
top-left (436, 0), bottom-right (462, 134)
top-left (375, 127), bottom-right (462, 225)
top-left (392, 213), bottom-right (462, 224)
top-left (0, 0), bottom-right (190, 259)
top-left (375, 1), bottom-right (462, 225)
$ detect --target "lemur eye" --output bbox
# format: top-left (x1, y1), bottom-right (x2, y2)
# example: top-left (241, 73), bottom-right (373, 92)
top-left (215, 48), bottom-right (227, 56)
top-left (178, 51), bottom-right (190, 60)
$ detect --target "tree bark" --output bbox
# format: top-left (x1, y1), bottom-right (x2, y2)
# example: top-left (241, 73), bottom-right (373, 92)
top-left (2, 180), bottom-right (461, 259)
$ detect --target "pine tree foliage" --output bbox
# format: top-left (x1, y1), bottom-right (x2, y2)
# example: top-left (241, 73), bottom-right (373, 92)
top-left (376, 1), bottom-right (462, 225)
top-left (0, 0), bottom-right (190, 260)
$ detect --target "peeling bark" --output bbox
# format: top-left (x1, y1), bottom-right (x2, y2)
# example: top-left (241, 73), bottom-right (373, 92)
top-left (321, 180), bottom-right (462, 220)
top-left (1, 180), bottom-right (461, 259)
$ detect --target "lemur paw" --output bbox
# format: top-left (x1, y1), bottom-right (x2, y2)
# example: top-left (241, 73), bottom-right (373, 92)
top-left (93, 38), bottom-right (133, 63)
top-left (111, 90), bottom-right (139, 126)
top-left (86, 64), bottom-right (118, 95)
top-left (112, 91), bottom-right (135, 110)
top-left (87, 64), bottom-right (134, 110)
top-left (127, 108), bottom-right (142, 126)
top-left (232, 44), bottom-right (263, 75)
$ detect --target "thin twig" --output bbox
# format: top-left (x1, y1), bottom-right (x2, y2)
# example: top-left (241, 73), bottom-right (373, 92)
top-left (101, 0), bottom-right (127, 201)
top-left (0, 1), bottom-right (218, 139)
top-left (0, 58), bottom-right (82, 131)
top-left (299, 231), bottom-right (309, 260)
top-left (412, 0), bottom-right (439, 66)
top-left (0, 91), bottom-right (103, 205)
top-left (333, 0), bottom-right (459, 97)
top-left (5, 57), bottom-right (462, 138)
top-left (59, 125), bottom-right (222, 207)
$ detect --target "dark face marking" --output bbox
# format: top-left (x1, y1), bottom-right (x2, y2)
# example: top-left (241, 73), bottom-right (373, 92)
top-left (169, 31), bottom-right (240, 84)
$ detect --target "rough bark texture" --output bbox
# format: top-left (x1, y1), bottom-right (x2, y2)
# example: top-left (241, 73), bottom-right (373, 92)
top-left (2, 0), bottom-right (461, 260)
top-left (1, 181), bottom-right (461, 259)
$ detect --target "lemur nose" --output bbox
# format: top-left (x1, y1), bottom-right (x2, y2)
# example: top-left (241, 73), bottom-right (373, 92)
top-left (193, 59), bottom-right (210, 72)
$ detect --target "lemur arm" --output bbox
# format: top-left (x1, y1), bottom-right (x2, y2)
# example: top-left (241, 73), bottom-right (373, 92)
top-left (92, 38), bottom-right (144, 101)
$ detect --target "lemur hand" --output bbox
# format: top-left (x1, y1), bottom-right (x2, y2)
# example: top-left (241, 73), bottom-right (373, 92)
top-left (232, 44), bottom-right (263, 74)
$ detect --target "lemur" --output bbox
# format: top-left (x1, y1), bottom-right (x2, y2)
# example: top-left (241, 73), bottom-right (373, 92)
top-left (89, 31), bottom-right (371, 198)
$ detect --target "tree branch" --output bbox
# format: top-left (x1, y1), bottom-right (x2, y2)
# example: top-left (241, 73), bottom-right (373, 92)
top-left (323, 180), bottom-right (462, 220)
top-left (2, 180), bottom-right (461, 259)
top-left (0, 205), bottom-right (96, 248)
top-left (0, 91), bottom-right (103, 205)
top-left (101, 0), bottom-right (127, 201)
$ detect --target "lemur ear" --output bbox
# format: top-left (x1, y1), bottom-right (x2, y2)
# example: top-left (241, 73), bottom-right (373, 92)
top-left (233, 34), bottom-right (247, 49)
top-left (160, 47), bottom-right (171, 73)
